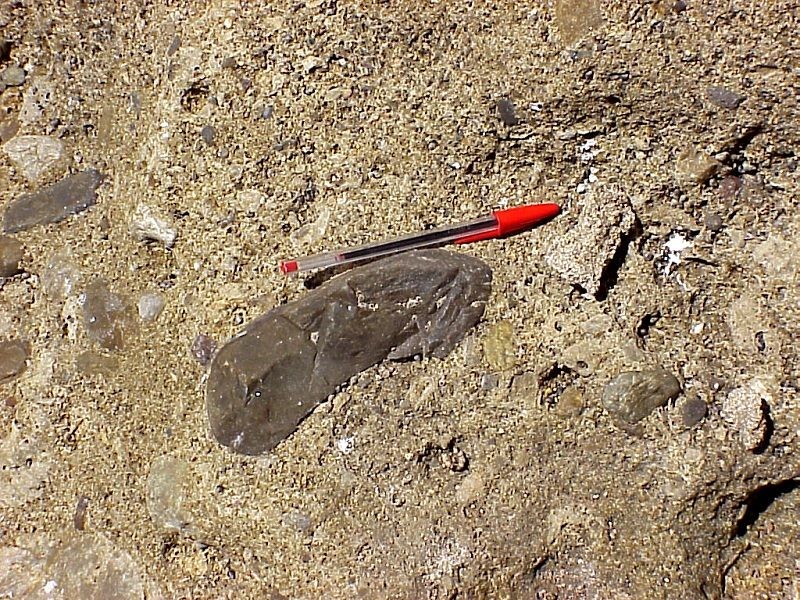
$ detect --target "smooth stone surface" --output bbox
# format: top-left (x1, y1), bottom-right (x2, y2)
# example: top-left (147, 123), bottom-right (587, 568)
top-left (0, 235), bottom-right (23, 277)
top-left (146, 455), bottom-right (193, 531)
top-left (0, 340), bottom-right (30, 384)
top-left (483, 320), bottom-right (517, 371)
top-left (81, 278), bottom-right (130, 351)
top-left (137, 291), bottom-right (166, 322)
top-left (207, 249), bottom-right (492, 455)
top-left (3, 169), bottom-right (104, 233)
top-left (0, 65), bottom-right (25, 86)
top-left (602, 368), bottom-right (681, 424)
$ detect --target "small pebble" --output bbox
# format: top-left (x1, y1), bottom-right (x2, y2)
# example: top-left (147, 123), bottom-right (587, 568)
top-left (130, 204), bottom-right (177, 248)
top-left (200, 125), bottom-right (216, 145)
top-left (483, 320), bottom-right (517, 371)
top-left (496, 98), bottom-right (519, 126)
top-left (0, 234), bottom-right (24, 277)
top-left (602, 368), bottom-right (681, 424)
top-left (73, 495), bottom-right (90, 531)
top-left (3, 135), bottom-right (65, 181)
top-left (82, 278), bottom-right (130, 351)
top-left (555, 385), bottom-right (584, 417)
top-left (261, 105), bottom-right (274, 120)
top-left (41, 252), bottom-right (81, 299)
top-left (480, 373), bottom-right (500, 391)
top-left (146, 455), bottom-right (192, 530)
top-left (681, 395), bottom-right (707, 427)
top-left (0, 65), bottom-right (25, 86)
top-left (3, 169), bottom-right (104, 233)
top-left (0, 340), bottom-right (30, 384)
top-left (137, 291), bottom-right (166, 322)
top-left (191, 333), bottom-right (217, 366)
top-left (704, 211), bottom-right (724, 232)
top-left (706, 86), bottom-right (745, 110)
top-left (676, 147), bottom-right (721, 185)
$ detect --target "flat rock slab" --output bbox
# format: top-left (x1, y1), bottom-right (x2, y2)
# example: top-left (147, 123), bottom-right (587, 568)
top-left (206, 249), bottom-right (492, 455)
top-left (3, 168), bottom-right (104, 233)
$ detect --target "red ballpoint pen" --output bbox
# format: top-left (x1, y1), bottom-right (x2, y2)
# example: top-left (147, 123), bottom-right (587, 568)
top-left (279, 202), bottom-right (561, 275)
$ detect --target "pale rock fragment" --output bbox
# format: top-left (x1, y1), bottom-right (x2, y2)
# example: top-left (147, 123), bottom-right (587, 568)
top-left (130, 204), bottom-right (177, 248)
top-left (2, 135), bottom-right (65, 181)
top-left (721, 379), bottom-right (772, 452)
top-left (544, 185), bottom-right (636, 297)
top-left (146, 455), bottom-right (193, 531)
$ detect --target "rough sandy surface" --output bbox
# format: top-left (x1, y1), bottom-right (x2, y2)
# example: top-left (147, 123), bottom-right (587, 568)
top-left (1, 1), bottom-right (798, 598)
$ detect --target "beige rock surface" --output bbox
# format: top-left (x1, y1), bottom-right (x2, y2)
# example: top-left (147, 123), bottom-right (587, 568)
top-left (0, 1), bottom-right (798, 598)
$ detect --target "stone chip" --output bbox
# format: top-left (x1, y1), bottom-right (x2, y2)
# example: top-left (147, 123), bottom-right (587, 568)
top-left (206, 250), bottom-right (492, 455)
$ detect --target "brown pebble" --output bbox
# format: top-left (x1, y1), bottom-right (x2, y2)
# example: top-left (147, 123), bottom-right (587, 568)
top-left (0, 339), bottom-right (30, 384)
top-left (74, 496), bottom-right (90, 530)
top-left (718, 175), bottom-right (742, 204)
top-left (191, 334), bottom-right (217, 366)
top-left (0, 234), bottom-right (23, 277)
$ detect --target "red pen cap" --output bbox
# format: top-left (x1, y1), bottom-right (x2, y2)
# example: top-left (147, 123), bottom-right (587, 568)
top-left (455, 202), bottom-right (561, 244)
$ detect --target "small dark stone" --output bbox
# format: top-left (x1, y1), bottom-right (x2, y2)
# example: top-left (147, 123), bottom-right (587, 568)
top-left (0, 339), bottom-right (30, 384)
top-left (3, 169), bottom-right (104, 233)
top-left (207, 250), bottom-right (492, 455)
top-left (704, 211), bottom-right (724, 232)
top-left (602, 368), bottom-right (681, 424)
top-left (706, 86), bottom-right (745, 109)
top-left (73, 496), bottom-right (90, 531)
top-left (261, 105), bottom-right (274, 120)
top-left (200, 125), bottom-right (216, 145)
top-left (167, 36), bottom-right (181, 57)
top-left (0, 39), bottom-right (11, 63)
top-left (221, 56), bottom-right (237, 69)
top-left (496, 98), bottom-right (520, 126)
top-left (0, 234), bottom-right (24, 277)
top-left (682, 396), bottom-right (707, 427)
top-left (191, 334), bottom-right (217, 366)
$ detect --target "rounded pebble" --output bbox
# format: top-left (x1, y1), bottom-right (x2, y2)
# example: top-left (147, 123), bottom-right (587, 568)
top-left (200, 124), bottom-right (216, 145)
top-left (681, 395), bottom-right (707, 427)
top-left (0, 65), bottom-right (25, 86)
top-left (602, 368), bottom-right (681, 424)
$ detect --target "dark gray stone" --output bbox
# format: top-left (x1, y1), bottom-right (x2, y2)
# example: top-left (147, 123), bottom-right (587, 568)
top-left (496, 98), bottom-right (519, 126)
top-left (3, 169), bottom-right (104, 233)
top-left (206, 249), bottom-right (492, 455)
top-left (602, 368), bottom-right (681, 424)
top-left (706, 86), bottom-right (745, 109)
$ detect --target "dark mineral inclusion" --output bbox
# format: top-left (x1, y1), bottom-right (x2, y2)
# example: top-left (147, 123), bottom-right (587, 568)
top-left (206, 249), bottom-right (492, 455)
